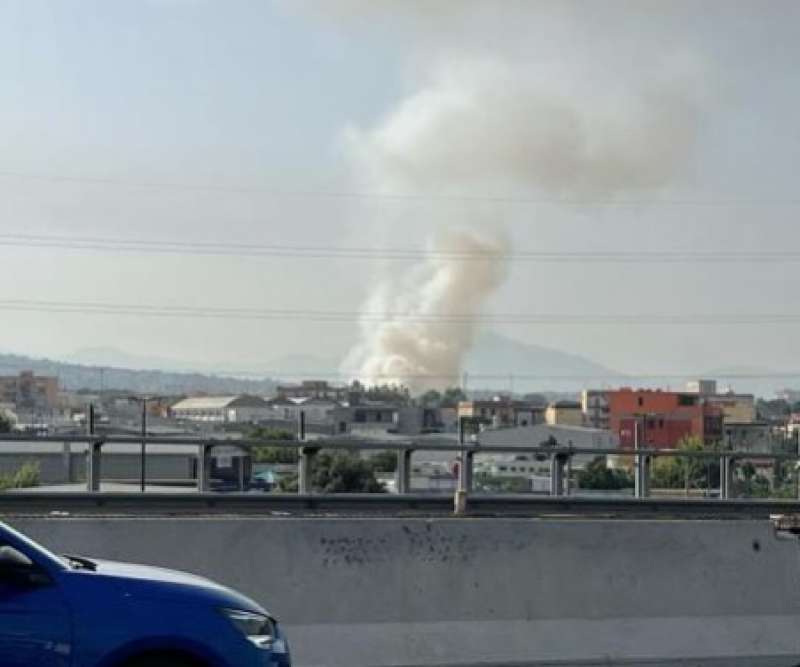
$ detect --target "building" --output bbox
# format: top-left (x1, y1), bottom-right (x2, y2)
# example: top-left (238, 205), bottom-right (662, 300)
top-left (685, 380), bottom-right (756, 423)
top-left (458, 396), bottom-right (545, 429)
top-left (276, 380), bottom-right (349, 402)
top-left (685, 379), bottom-right (719, 395)
top-left (477, 423), bottom-right (619, 470)
top-left (0, 371), bottom-right (59, 410)
top-left (330, 403), bottom-right (442, 437)
top-left (170, 395), bottom-right (271, 424)
top-left (724, 421), bottom-right (776, 455)
top-left (582, 389), bottom-right (610, 429)
top-left (605, 388), bottom-right (724, 449)
top-left (545, 400), bottom-right (584, 427)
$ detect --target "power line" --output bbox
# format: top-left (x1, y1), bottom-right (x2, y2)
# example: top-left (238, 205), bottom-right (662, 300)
top-left (2, 232), bottom-right (800, 263)
top-left (1, 169), bottom-right (800, 206)
top-left (1, 298), bottom-right (800, 325)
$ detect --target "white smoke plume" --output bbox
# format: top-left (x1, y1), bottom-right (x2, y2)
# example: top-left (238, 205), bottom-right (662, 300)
top-left (345, 229), bottom-right (510, 391)
top-left (344, 57), bottom-right (703, 391)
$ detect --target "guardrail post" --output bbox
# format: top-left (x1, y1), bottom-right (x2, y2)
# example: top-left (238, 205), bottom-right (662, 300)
top-left (396, 449), bottom-right (413, 494)
top-left (635, 454), bottom-right (650, 499)
top-left (197, 445), bottom-right (212, 492)
top-left (720, 455), bottom-right (735, 500)
top-left (550, 454), bottom-right (567, 496)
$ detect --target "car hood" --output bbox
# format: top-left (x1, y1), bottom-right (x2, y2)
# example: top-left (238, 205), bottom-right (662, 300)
top-left (72, 558), bottom-right (268, 615)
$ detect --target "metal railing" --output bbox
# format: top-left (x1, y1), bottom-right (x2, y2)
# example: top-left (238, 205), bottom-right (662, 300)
top-left (2, 422), bottom-right (799, 513)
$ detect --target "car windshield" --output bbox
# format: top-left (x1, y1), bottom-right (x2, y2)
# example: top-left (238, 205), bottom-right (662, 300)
top-left (0, 522), bottom-right (68, 571)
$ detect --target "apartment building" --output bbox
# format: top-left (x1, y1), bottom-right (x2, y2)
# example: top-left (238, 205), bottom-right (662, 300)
top-left (0, 371), bottom-right (59, 409)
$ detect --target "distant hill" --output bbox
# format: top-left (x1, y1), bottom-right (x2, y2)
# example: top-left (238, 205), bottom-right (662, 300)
top-left (464, 331), bottom-right (623, 393)
top-left (5, 335), bottom-right (786, 398)
top-left (0, 352), bottom-right (278, 396)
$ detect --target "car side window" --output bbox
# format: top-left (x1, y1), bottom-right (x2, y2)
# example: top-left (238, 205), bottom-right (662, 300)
top-left (0, 544), bottom-right (51, 591)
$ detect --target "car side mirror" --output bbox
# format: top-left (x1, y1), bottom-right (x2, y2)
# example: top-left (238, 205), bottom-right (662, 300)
top-left (0, 546), bottom-right (50, 588)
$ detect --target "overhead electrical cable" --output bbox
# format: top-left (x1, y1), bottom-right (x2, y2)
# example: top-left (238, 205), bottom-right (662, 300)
top-left (1, 233), bottom-right (800, 263)
top-left (1, 170), bottom-right (799, 206)
top-left (0, 298), bottom-right (799, 325)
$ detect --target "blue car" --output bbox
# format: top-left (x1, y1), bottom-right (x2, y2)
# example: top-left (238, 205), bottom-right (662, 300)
top-left (0, 521), bottom-right (291, 667)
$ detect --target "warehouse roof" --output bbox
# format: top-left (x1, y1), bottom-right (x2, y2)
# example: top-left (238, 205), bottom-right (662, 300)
top-left (171, 395), bottom-right (268, 411)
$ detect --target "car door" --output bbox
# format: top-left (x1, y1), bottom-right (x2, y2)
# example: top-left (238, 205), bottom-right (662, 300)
top-left (0, 543), bottom-right (73, 667)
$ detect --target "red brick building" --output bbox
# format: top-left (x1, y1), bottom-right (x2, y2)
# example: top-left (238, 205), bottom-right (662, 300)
top-left (607, 388), bottom-right (723, 449)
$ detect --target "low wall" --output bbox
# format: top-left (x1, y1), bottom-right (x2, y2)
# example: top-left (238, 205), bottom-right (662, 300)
top-left (9, 516), bottom-right (800, 667)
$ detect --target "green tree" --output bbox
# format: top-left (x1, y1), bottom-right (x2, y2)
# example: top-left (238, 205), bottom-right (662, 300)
top-left (576, 457), bottom-right (634, 490)
top-left (651, 436), bottom-right (719, 494)
top-left (368, 450), bottom-right (398, 473)
top-left (311, 451), bottom-right (385, 493)
top-left (0, 414), bottom-right (11, 434)
top-left (419, 390), bottom-right (442, 406)
top-left (441, 387), bottom-right (467, 407)
top-left (248, 427), bottom-right (298, 464)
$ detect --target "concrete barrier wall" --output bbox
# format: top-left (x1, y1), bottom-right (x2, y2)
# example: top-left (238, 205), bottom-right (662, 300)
top-left (9, 516), bottom-right (800, 667)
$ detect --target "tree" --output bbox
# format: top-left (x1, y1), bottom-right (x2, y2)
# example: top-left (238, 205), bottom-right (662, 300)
top-left (368, 450), bottom-right (398, 473)
top-left (0, 414), bottom-right (11, 434)
top-left (441, 387), bottom-right (467, 407)
top-left (577, 457), bottom-right (634, 490)
top-left (418, 390), bottom-right (442, 406)
top-left (311, 451), bottom-right (385, 493)
top-left (650, 436), bottom-right (718, 494)
top-left (248, 427), bottom-right (297, 464)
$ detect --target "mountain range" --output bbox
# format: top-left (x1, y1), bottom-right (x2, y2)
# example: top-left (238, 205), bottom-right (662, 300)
top-left (0, 332), bottom-right (788, 398)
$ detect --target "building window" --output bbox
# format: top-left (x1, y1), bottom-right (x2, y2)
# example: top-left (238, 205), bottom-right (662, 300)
top-left (355, 410), bottom-right (366, 423)
top-left (638, 397), bottom-right (644, 407)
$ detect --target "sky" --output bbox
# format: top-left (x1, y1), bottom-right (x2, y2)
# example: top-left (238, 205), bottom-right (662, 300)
top-left (1, 0), bottom-right (799, 384)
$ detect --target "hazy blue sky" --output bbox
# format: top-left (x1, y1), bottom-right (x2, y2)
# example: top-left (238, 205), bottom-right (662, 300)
top-left (1, 0), bottom-right (799, 382)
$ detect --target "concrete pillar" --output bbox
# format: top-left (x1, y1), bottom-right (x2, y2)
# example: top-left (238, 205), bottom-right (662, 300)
top-left (197, 445), bottom-right (212, 493)
top-left (86, 442), bottom-right (102, 492)
top-left (396, 449), bottom-right (413, 494)
top-left (454, 450), bottom-right (474, 515)
top-left (635, 454), bottom-right (650, 499)
top-left (298, 447), bottom-right (318, 494)
top-left (720, 456), bottom-right (735, 500)
top-left (458, 450), bottom-right (474, 493)
top-left (62, 441), bottom-right (71, 484)
top-left (565, 456), bottom-right (572, 496)
top-left (550, 454), bottom-right (567, 496)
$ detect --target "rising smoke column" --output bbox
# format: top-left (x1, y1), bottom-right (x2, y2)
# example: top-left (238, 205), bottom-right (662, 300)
top-left (345, 229), bottom-right (509, 391)
top-left (344, 57), bottom-right (702, 391)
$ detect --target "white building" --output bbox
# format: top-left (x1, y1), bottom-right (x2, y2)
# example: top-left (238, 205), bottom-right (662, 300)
top-left (477, 423), bottom-right (618, 469)
top-left (266, 397), bottom-right (340, 425)
top-left (170, 395), bottom-right (271, 424)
